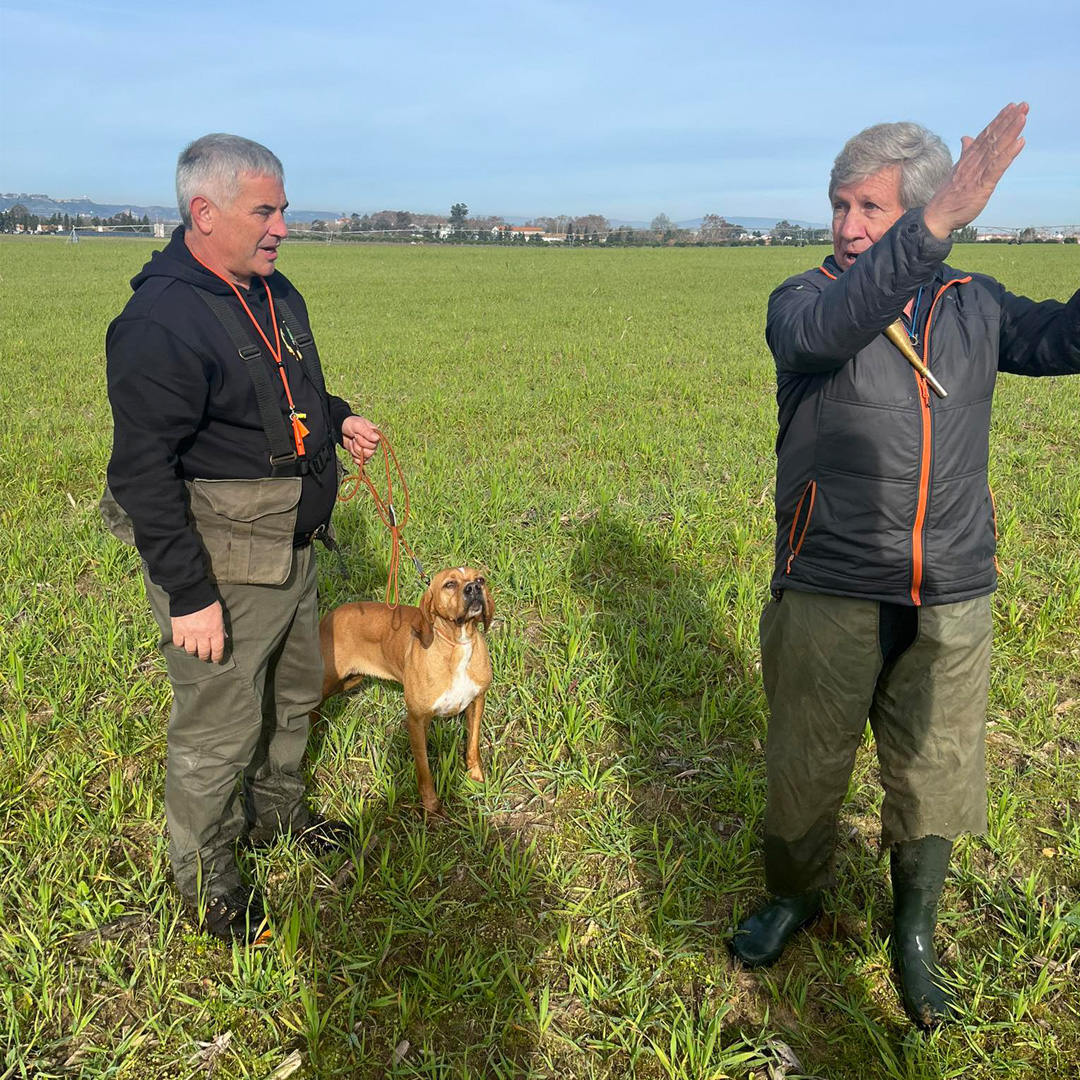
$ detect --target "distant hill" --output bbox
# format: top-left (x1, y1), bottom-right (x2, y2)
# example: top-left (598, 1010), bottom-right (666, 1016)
top-left (0, 193), bottom-right (181, 221)
top-left (678, 215), bottom-right (825, 231)
top-left (608, 216), bottom-right (826, 231)
top-left (0, 193), bottom-right (826, 231)
top-left (0, 193), bottom-right (342, 225)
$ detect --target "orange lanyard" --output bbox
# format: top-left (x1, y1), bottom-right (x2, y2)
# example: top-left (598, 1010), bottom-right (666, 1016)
top-left (188, 251), bottom-right (309, 456)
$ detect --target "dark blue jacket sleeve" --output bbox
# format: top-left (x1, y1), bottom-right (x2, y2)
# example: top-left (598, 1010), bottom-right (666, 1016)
top-left (766, 209), bottom-right (953, 375)
top-left (996, 284), bottom-right (1080, 377)
top-left (329, 395), bottom-right (354, 443)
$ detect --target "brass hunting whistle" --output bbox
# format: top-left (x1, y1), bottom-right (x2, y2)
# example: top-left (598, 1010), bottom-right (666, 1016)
top-left (884, 321), bottom-right (948, 398)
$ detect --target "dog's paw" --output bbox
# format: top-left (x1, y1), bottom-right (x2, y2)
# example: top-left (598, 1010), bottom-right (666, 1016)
top-left (467, 764), bottom-right (486, 784)
top-left (421, 798), bottom-right (444, 819)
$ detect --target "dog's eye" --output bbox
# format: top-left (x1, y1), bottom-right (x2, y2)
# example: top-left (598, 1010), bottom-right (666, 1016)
top-left (476, 577), bottom-right (485, 586)
top-left (443, 580), bottom-right (457, 590)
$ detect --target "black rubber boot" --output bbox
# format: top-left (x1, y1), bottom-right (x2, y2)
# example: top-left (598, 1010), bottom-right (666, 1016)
top-left (891, 836), bottom-right (955, 1029)
top-left (200, 885), bottom-right (269, 946)
top-left (728, 890), bottom-right (822, 968)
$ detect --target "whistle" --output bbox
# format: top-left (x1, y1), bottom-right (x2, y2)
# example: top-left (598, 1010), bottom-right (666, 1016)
top-left (884, 321), bottom-right (948, 398)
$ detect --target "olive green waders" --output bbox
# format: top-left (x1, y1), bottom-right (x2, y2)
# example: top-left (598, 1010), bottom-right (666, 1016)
top-left (143, 543), bottom-right (322, 901)
top-left (759, 589), bottom-right (991, 896)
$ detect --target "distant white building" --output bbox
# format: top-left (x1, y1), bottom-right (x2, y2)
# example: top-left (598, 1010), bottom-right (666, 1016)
top-left (491, 225), bottom-right (545, 240)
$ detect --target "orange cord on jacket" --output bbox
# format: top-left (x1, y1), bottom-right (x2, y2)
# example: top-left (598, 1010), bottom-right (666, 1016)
top-left (338, 429), bottom-right (427, 608)
top-left (186, 249), bottom-right (310, 456)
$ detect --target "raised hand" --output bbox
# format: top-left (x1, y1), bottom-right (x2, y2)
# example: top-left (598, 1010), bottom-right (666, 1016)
top-left (923, 102), bottom-right (1028, 240)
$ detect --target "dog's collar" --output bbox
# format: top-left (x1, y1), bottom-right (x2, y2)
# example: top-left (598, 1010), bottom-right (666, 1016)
top-left (432, 621), bottom-right (464, 648)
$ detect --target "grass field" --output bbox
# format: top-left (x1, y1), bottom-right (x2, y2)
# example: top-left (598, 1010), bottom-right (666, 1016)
top-left (1, 236), bottom-right (1078, 1079)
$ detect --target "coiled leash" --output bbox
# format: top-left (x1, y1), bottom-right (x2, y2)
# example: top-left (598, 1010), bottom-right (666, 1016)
top-left (338, 429), bottom-right (429, 608)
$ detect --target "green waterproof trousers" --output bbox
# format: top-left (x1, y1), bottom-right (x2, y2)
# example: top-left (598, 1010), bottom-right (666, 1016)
top-left (143, 545), bottom-right (322, 900)
top-left (759, 589), bottom-right (991, 896)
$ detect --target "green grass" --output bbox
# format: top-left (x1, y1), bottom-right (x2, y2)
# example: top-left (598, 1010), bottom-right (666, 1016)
top-left (1, 236), bottom-right (1078, 1078)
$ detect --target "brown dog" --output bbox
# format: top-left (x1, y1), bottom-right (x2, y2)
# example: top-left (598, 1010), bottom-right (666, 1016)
top-left (318, 567), bottom-right (493, 814)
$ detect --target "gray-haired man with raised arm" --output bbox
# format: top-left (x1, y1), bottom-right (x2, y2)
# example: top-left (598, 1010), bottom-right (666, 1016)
top-left (730, 104), bottom-right (1080, 1028)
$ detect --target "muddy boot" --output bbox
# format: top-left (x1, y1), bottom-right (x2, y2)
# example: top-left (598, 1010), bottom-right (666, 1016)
top-left (891, 836), bottom-right (955, 1029)
top-left (728, 890), bottom-right (822, 968)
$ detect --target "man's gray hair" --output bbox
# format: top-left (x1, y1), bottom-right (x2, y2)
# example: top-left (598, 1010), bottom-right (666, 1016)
top-left (176, 133), bottom-right (284, 228)
top-left (829, 122), bottom-right (952, 209)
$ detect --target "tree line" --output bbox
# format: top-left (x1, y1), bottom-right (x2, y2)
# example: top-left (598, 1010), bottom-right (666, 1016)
top-left (293, 204), bottom-right (819, 247)
top-left (0, 206), bottom-right (153, 234)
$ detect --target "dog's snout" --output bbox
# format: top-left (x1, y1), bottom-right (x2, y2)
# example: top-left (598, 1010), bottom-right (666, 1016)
top-left (464, 580), bottom-right (481, 598)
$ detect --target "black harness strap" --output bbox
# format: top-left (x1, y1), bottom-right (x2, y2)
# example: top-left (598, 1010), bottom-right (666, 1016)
top-left (193, 288), bottom-right (299, 477)
top-left (276, 297), bottom-right (335, 441)
top-left (276, 297), bottom-right (327, 396)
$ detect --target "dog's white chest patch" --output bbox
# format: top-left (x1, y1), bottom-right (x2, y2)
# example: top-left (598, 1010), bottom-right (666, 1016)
top-left (432, 639), bottom-right (480, 716)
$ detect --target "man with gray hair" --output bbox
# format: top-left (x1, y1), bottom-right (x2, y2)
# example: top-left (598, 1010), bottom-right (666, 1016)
top-left (729, 104), bottom-right (1080, 1028)
top-left (103, 134), bottom-right (380, 943)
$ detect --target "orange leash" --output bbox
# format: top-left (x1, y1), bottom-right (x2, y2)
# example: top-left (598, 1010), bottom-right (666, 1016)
top-left (338, 429), bottom-right (428, 608)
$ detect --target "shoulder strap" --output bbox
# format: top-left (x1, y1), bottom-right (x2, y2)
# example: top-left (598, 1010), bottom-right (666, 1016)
top-left (275, 296), bottom-right (328, 397)
top-left (274, 293), bottom-right (332, 444)
top-left (276, 296), bottom-right (336, 444)
top-left (192, 288), bottom-right (298, 476)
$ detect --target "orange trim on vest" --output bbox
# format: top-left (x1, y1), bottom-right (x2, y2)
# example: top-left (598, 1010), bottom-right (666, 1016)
top-left (988, 484), bottom-right (1000, 574)
top-left (786, 479), bottom-right (817, 573)
top-left (908, 276), bottom-right (972, 605)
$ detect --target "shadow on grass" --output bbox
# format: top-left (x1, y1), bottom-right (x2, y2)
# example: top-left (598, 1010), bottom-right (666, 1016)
top-left (569, 511), bottom-right (913, 1069)
top-left (570, 512), bottom-right (765, 939)
top-left (250, 749), bottom-right (562, 1076)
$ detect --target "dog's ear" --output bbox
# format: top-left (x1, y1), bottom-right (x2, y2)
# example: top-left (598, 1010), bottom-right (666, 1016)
top-left (481, 581), bottom-right (495, 633)
top-left (414, 586), bottom-right (435, 648)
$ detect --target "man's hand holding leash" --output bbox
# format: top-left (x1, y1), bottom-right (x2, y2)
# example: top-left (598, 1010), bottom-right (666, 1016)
top-left (342, 414), bottom-right (380, 467)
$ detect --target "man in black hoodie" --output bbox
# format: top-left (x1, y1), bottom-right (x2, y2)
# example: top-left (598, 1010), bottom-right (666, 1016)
top-left (103, 134), bottom-right (379, 943)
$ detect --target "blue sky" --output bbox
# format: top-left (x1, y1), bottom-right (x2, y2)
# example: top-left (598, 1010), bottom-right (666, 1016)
top-left (2, 0), bottom-right (1077, 226)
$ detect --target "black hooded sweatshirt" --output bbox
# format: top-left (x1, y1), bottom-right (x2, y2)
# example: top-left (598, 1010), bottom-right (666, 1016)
top-left (106, 227), bottom-right (354, 617)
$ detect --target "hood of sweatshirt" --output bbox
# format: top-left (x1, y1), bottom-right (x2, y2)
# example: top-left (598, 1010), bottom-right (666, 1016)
top-left (130, 225), bottom-right (247, 296)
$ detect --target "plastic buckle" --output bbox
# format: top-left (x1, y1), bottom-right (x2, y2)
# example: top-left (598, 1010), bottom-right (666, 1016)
top-left (238, 345), bottom-right (262, 361)
top-left (269, 450), bottom-right (298, 467)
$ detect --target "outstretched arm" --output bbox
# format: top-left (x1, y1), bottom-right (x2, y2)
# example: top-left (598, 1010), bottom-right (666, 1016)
top-left (996, 285), bottom-right (1080, 378)
top-left (929, 102), bottom-right (1080, 378)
